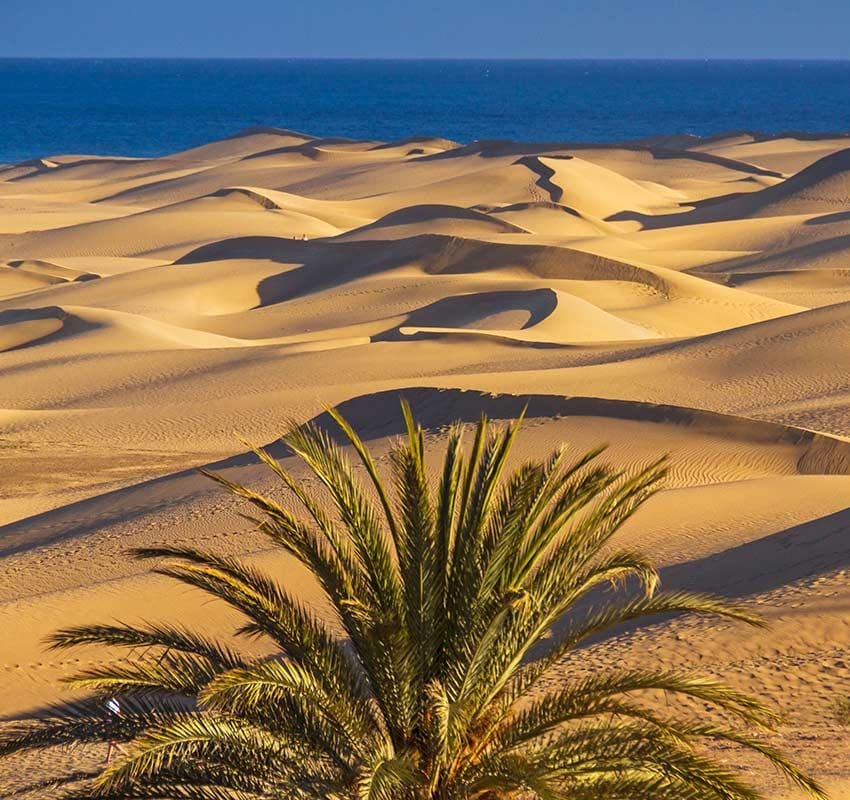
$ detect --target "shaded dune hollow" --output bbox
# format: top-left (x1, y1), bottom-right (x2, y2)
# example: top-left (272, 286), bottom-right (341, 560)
top-left (385, 287), bottom-right (655, 344)
top-left (3, 127), bottom-right (850, 798)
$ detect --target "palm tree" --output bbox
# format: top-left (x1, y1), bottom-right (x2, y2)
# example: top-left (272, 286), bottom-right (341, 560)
top-left (1, 403), bottom-right (826, 800)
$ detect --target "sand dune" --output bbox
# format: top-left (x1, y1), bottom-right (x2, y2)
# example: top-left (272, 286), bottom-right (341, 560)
top-left (393, 288), bottom-right (656, 344)
top-left (169, 126), bottom-right (316, 162)
top-left (0, 307), bottom-right (68, 352)
top-left (338, 203), bottom-right (529, 239)
top-left (517, 154), bottom-right (685, 218)
top-left (0, 261), bottom-right (97, 300)
top-left (705, 147), bottom-right (850, 220)
top-left (1, 129), bottom-right (849, 798)
top-left (481, 200), bottom-right (611, 236)
top-left (695, 133), bottom-right (850, 174)
top-left (612, 146), bottom-right (850, 233)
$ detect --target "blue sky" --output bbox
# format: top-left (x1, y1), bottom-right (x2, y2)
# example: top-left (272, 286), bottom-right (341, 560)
top-left (5, 0), bottom-right (849, 59)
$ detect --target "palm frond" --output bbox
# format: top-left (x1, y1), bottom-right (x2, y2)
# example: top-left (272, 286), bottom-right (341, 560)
top-left (62, 650), bottom-right (218, 698)
top-left (199, 658), bottom-right (380, 759)
top-left (0, 697), bottom-right (181, 756)
top-left (95, 714), bottom-right (303, 791)
top-left (490, 670), bottom-right (778, 756)
top-left (511, 589), bottom-right (766, 703)
top-left (48, 622), bottom-right (245, 672)
top-left (61, 786), bottom-right (265, 800)
top-left (356, 752), bottom-right (421, 800)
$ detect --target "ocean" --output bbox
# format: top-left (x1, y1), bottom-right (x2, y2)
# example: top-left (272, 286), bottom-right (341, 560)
top-left (2, 59), bottom-right (850, 163)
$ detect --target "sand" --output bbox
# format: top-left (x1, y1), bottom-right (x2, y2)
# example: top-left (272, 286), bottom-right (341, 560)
top-left (1, 128), bottom-right (849, 797)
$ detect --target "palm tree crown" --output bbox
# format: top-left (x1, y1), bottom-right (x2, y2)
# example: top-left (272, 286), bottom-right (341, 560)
top-left (1, 403), bottom-right (826, 799)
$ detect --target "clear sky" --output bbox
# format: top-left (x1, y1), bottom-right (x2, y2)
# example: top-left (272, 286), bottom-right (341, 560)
top-left (5, 0), bottom-right (850, 59)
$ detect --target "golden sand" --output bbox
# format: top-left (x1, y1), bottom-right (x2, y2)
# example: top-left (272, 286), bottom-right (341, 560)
top-left (1, 129), bottom-right (849, 796)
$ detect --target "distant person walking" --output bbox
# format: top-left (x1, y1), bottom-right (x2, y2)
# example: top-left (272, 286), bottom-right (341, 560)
top-left (105, 698), bottom-right (128, 764)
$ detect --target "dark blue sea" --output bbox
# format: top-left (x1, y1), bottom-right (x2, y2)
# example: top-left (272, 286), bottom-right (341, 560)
top-left (2, 59), bottom-right (850, 164)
